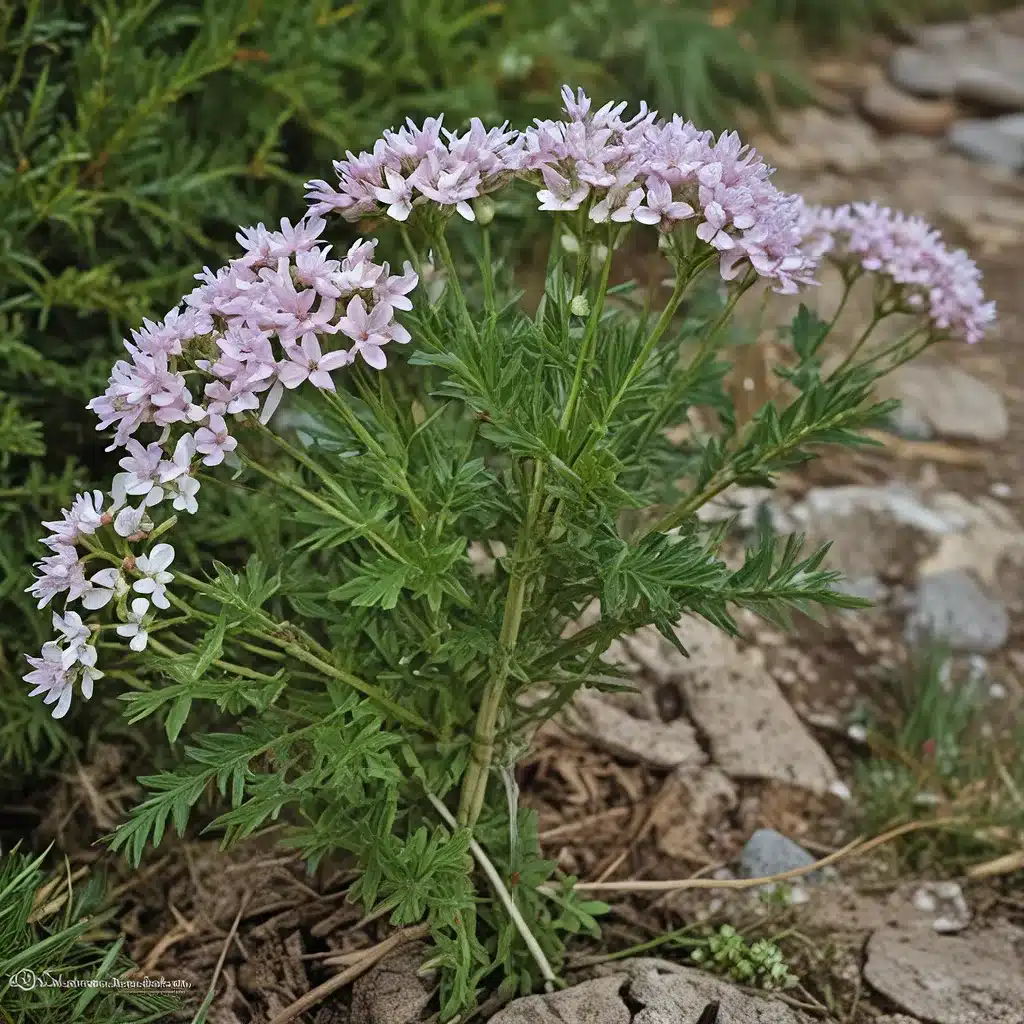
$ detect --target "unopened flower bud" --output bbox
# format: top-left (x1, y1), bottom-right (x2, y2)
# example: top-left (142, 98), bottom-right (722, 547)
top-left (570, 295), bottom-right (590, 317)
top-left (592, 244), bottom-right (609, 263)
top-left (560, 233), bottom-right (580, 254)
top-left (473, 196), bottom-right (495, 226)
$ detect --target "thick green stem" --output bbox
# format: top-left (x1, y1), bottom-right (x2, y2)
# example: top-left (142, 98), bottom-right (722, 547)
top-left (457, 459), bottom-right (547, 827)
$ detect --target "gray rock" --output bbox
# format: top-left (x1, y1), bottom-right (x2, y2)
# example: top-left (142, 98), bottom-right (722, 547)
top-left (890, 46), bottom-right (958, 97)
top-left (949, 115), bottom-right (1024, 171)
top-left (861, 80), bottom-right (955, 135)
top-left (630, 965), bottom-right (814, 1024)
top-left (956, 64), bottom-right (1024, 111)
top-left (893, 22), bottom-right (1024, 112)
top-left (864, 924), bottom-right (1024, 1024)
top-left (875, 364), bottom-right (1010, 443)
top-left (492, 966), bottom-right (815, 1024)
top-left (490, 975), bottom-right (630, 1024)
top-left (350, 944), bottom-right (435, 1024)
top-left (778, 483), bottom-right (952, 580)
top-left (834, 575), bottom-right (888, 602)
top-left (906, 569), bottom-right (1010, 653)
top-left (740, 829), bottom-right (818, 882)
top-left (886, 401), bottom-right (935, 441)
top-left (563, 691), bottom-right (706, 770)
top-left (753, 108), bottom-right (882, 175)
top-left (673, 616), bottom-right (839, 796)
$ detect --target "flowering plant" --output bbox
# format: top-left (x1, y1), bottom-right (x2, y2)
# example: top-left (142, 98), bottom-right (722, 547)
top-left (25, 86), bottom-right (994, 1013)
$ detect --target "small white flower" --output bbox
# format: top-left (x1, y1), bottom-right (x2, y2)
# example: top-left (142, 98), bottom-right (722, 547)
top-left (168, 474), bottom-right (200, 514)
top-left (79, 659), bottom-right (103, 699)
top-left (81, 567), bottom-right (129, 610)
top-left (114, 503), bottom-right (149, 538)
top-left (52, 610), bottom-right (90, 669)
top-left (133, 543), bottom-right (175, 609)
top-left (159, 433), bottom-right (195, 483)
top-left (116, 597), bottom-right (151, 652)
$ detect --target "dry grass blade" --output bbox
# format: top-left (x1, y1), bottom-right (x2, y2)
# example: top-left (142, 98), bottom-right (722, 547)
top-left (190, 889), bottom-right (250, 1024)
top-left (572, 817), bottom-right (963, 892)
top-left (859, 429), bottom-right (989, 466)
top-left (27, 863), bottom-right (90, 923)
top-left (427, 793), bottom-right (557, 986)
top-left (966, 849), bottom-right (1024, 880)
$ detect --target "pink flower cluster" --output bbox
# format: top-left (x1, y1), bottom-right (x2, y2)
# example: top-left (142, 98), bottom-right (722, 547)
top-left (26, 216), bottom-right (417, 718)
top-left (305, 117), bottom-right (523, 223)
top-left (806, 202), bottom-right (996, 344)
top-left (524, 88), bottom-right (817, 293)
top-left (308, 85), bottom-right (819, 293)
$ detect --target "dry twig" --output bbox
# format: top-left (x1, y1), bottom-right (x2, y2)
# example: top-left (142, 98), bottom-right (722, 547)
top-left (190, 890), bottom-right (251, 1024)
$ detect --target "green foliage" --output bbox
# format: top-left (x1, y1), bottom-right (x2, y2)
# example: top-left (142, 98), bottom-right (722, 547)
top-left (64, 188), bottom-right (919, 1016)
top-left (691, 924), bottom-right (799, 991)
top-left (570, 0), bottom-right (809, 127)
top-left (0, 847), bottom-right (175, 1023)
top-left (854, 645), bottom-right (1024, 870)
top-left (0, 0), bottom-right (821, 775)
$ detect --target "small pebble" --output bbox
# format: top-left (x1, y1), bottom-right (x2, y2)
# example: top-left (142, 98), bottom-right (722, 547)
top-left (788, 885), bottom-right (811, 906)
top-left (990, 682), bottom-right (1007, 699)
top-left (847, 723), bottom-right (869, 743)
top-left (990, 482), bottom-right (1012, 498)
top-left (914, 888), bottom-right (939, 913)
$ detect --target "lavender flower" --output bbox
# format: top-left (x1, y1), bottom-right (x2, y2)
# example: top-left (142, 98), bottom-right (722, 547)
top-left (27, 549), bottom-right (89, 609)
top-left (806, 202), bottom-right (996, 343)
top-left (518, 88), bottom-right (818, 292)
top-left (24, 643), bottom-right (75, 718)
top-left (41, 491), bottom-right (106, 548)
top-left (306, 116), bottom-right (523, 224)
top-left (194, 414), bottom-right (238, 466)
